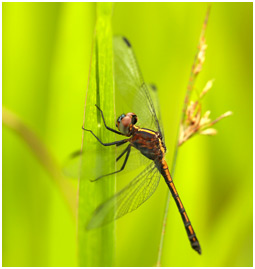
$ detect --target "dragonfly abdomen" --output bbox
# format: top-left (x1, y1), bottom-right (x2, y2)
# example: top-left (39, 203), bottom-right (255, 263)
top-left (156, 159), bottom-right (202, 254)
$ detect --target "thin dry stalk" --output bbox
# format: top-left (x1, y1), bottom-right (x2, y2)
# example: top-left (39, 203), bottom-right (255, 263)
top-left (156, 7), bottom-right (211, 267)
top-left (181, 6), bottom-right (211, 126)
top-left (2, 107), bottom-right (77, 217)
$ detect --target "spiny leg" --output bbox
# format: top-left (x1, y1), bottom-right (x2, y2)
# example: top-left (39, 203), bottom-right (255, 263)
top-left (91, 144), bottom-right (131, 182)
top-left (95, 104), bottom-right (123, 135)
top-left (82, 127), bottom-right (128, 146)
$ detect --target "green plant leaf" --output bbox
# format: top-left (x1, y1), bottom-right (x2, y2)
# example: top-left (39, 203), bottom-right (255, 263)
top-left (77, 3), bottom-right (115, 266)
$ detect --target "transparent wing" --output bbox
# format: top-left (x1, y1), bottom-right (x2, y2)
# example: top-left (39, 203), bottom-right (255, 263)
top-left (63, 140), bottom-right (151, 181)
top-left (87, 162), bottom-right (161, 229)
top-left (114, 36), bottom-right (163, 136)
top-left (147, 83), bottom-right (165, 143)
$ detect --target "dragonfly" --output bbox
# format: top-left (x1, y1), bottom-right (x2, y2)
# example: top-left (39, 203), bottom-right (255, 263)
top-left (80, 36), bottom-right (201, 254)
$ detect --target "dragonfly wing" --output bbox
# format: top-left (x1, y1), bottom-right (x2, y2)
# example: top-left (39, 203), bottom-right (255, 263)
top-left (63, 144), bottom-right (115, 180)
top-left (147, 83), bottom-right (165, 142)
top-left (114, 36), bottom-right (163, 136)
top-left (87, 162), bottom-right (161, 229)
top-left (63, 140), bottom-right (151, 180)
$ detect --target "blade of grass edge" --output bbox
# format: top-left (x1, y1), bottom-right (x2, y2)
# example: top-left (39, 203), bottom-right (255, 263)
top-left (77, 3), bottom-right (115, 267)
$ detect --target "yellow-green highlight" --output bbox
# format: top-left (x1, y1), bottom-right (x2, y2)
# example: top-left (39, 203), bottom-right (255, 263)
top-left (3, 2), bottom-right (252, 267)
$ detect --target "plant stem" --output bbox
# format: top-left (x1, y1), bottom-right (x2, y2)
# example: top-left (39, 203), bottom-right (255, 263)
top-left (2, 106), bottom-right (77, 217)
top-left (156, 137), bottom-right (179, 267)
top-left (156, 7), bottom-right (210, 266)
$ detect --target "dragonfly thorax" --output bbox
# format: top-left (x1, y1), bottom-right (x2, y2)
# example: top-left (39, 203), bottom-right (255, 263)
top-left (116, 112), bottom-right (137, 136)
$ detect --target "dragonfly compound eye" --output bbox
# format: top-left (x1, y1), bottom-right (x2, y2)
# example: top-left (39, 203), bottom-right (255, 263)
top-left (116, 114), bottom-right (126, 127)
top-left (126, 112), bottom-right (137, 125)
top-left (118, 116), bottom-right (132, 135)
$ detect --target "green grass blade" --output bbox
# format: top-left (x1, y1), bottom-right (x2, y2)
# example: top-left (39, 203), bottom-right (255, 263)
top-left (77, 3), bottom-right (115, 266)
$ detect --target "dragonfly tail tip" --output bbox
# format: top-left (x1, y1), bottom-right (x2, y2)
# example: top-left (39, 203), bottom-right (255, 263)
top-left (195, 246), bottom-right (202, 255)
top-left (192, 241), bottom-right (202, 255)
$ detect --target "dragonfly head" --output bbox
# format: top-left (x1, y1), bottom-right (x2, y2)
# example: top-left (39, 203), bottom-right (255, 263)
top-left (116, 112), bottom-right (137, 136)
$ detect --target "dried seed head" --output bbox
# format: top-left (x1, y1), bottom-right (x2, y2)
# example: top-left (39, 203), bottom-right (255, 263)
top-left (220, 111), bottom-right (233, 118)
top-left (200, 128), bottom-right (217, 136)
top-left (200, 110), bottom-right (211, 126)
top-left (210, 111), bottom-right (233, 125)
top-left (178, 6), bottom-right (231, 147)
top-left (200, 79), bottom-right (214, 99)
top-left (179, 80), bottom-right (232, 146)
top-left (193, 39), bottom-right (207, 75)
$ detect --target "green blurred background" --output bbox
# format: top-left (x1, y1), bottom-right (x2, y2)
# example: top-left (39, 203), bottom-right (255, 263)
top-left (3, 2), bottom-right (252, 267)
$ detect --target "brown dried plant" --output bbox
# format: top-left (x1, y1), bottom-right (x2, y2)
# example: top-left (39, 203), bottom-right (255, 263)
top-left (179, 79), bottom-right (232, 146)
top-left (178, 6), bottom-right (232, 147)
top-left (157, 6), bottom-right (232, 266)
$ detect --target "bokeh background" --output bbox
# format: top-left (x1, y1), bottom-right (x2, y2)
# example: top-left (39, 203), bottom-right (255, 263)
top-left (3, 2), bottom-right (252, 267)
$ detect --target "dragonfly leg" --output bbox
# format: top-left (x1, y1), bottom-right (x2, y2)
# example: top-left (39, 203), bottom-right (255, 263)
top-left (82, 127), bottom-right (129, 146)
top-left (91, 144), bottom-right (131, 182)
top-left (116, 144), bottom-right (130, 162)
top-left (95, 104), bottom-right (123, 135)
